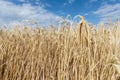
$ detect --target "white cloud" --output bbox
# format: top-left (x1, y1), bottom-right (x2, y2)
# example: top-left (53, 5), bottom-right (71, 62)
top-left (18, 0), bottom-right (51, 7)
top-left (101, 0), bottom-right (116, 2)
top-left (84, 13), bottom-right (88, 16)
top-left (17, 0), bottom-right (29, 3)
top-left (68, 0), bottom-right (75, 4)
top-left (0, 1), bottom-right (60, 26)
top-left (63, 0), bottom-right (75, 5)
top-left (94, 3), bottom-right (120, 22)
top-left (110, 0), bottom-right (116, 2)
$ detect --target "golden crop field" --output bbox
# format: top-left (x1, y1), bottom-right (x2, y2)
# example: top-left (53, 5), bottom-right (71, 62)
top-left (0, 16), bottom-right (120, 80)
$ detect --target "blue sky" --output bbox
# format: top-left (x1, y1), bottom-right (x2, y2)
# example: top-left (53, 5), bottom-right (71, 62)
top-left (0, 0), bottom-right (120, 26)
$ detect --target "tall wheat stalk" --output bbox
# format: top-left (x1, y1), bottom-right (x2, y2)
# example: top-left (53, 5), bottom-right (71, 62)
top-left (0, 17), bottom-right (120, 80)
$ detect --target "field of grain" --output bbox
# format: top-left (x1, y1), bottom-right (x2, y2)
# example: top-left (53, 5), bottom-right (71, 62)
top-left (0, 16), bottom-right (120, 80)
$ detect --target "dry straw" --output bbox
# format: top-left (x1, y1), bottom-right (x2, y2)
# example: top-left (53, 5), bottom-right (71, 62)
top-left (0, 17), bottom-right (120, 80)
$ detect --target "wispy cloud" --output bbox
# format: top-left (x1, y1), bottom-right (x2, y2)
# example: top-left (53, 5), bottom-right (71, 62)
top-left (94, 3), bottom-right (120, 22)
top-left (18, 0), bottom-right (51, 7)
top-left (110, 0), bottom-right (116, 2)
top-left (68, 0), bottom-right (75, 4)
top-left (63, 0), bottom-right (75, 5)
top-left (0, 1), bottom-right (60, 26)
top-left (101, 0), bottom-right (116, 2)
top-left (18, 0), bottom-right (29, 3)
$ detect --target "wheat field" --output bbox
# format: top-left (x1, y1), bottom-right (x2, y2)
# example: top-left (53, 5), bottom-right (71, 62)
top-left (0, 17), bottom-right (120, 80)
